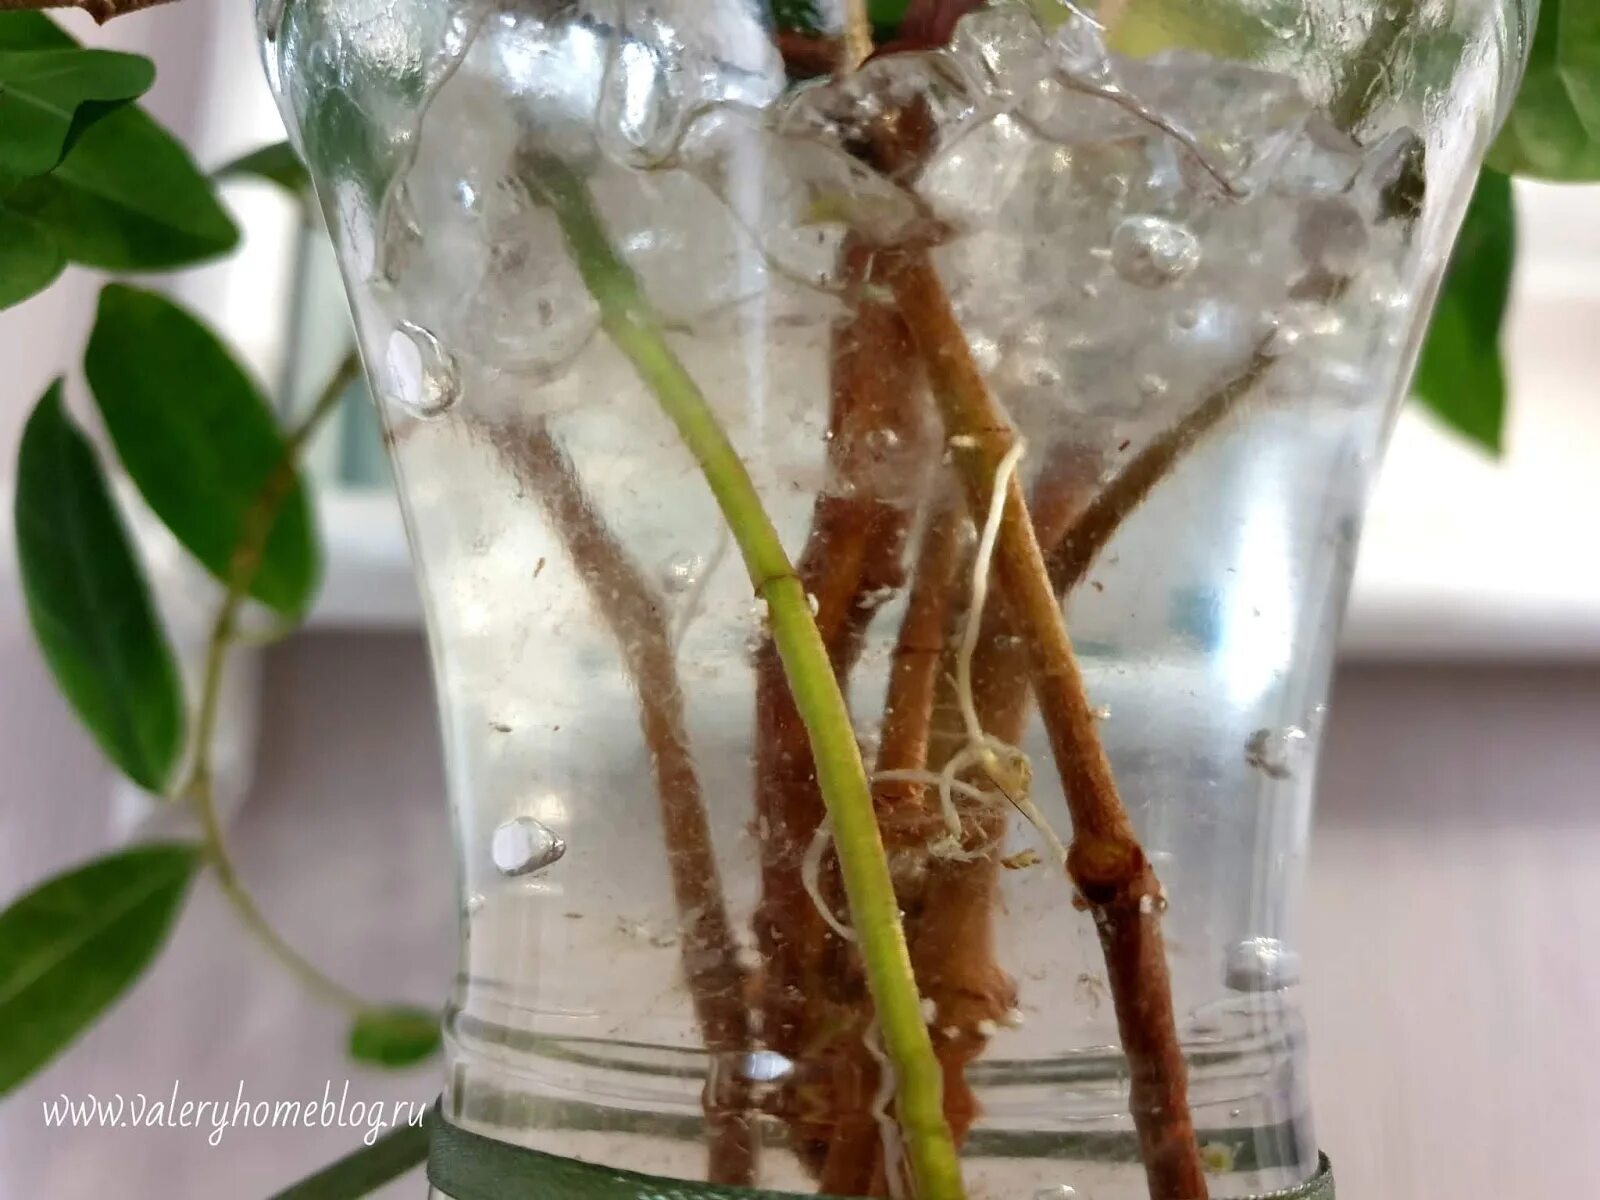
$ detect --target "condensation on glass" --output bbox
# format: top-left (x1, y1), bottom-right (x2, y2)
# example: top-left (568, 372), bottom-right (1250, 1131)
top-left (261, 1), bottom-right (1528, 1196)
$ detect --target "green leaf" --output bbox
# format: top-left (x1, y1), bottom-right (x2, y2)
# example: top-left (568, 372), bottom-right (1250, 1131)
top-left (269, 1120), bottom-right (428, 1200)
top-left (14, 382), bottom-right (185, 790)
top-left (1412, 169), bottom-right (1515, 454)
top-left (214, 140), bottom-right (311, 200)
top-left (1489, 0), bottom-right (1600, 181)
top-left (84, 285), bottom-right (320, 616)
top-left (348, 1007), bottom-right (442, 1068)
top-left (0, 46), bottom-right (154, 180)
top-left (4, 101), bottom-right (239, 269)
top-left (0, 208), bottom-right (63, 309)
top-left (0, 844), bottom-right (200, 1095)
top-left (0, 15), bottom-right (234, 269)
top-left (0, 12), bottom-right (72, 52)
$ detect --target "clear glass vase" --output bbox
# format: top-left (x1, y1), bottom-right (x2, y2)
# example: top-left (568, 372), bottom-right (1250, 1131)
top-left (261, 2), bottom-right (1529, 1197)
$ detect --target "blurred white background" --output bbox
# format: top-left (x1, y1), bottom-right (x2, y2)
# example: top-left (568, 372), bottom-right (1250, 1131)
top-left (0, 4), bottom-right (1597, 1197)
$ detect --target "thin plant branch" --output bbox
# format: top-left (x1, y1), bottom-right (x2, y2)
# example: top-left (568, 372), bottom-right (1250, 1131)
top-left (528, 154), bottom-right (967, 1200)
top-left (178, 352), bottom-right (374, 1017)
top-left (1048, 347), bottom-right (1275, 597)
top-left (491, 422), bottom-right (758, 1186)
top-left (873, 497), bottom-right (964, 814)
top-left (881, 245), bottom-right (1209, 1200)
top-left (841, 0), bottom-right (874, 71)
top-left (0, 0), bottom-right (176, 22)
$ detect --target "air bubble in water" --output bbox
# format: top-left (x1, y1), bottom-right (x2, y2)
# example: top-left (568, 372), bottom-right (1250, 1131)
top-left (1225, 936), bottom-right (1302, 992)
top-left (385, 322), bottom-right (460, 418)
top-left (1245, 725), bottom-right (1309, 780)
top-left (659, 552), bottom-right (704, 595)
top-left (741, 1050), bottom-right (795, 1083)
top-left (1110, 216), bottom-right (1201, 288)
top-left (1138, 374), bottom-right (1169, 399)
top-left (492, 817), bottom-right (566, 877)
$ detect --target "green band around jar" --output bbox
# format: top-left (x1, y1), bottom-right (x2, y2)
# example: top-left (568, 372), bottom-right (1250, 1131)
top-left (425, 1104), bottom-right (1334, 1200)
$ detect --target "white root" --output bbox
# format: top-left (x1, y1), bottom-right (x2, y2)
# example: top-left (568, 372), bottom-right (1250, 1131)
top-left (948, 437), bottom-right (1073, 866)
top-left (865, 437), bottom-right (1074, 871)
top-left (871, 769), bottom-right (996, 809)
top-left (956, 439), bottom-right (1027, 750)
top-left (802, 820), bottom-right (856, 942)
top-left (861, 1018), bottom-right (908, 1200)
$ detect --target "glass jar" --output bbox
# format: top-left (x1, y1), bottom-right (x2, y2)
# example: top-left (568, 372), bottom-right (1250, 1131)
top-left (261, 1), bottom-right (1530, 1197)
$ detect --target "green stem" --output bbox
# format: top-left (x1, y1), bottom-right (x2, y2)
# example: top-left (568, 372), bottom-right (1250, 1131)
top-left (178, 352), bottom-right (371, 1017)
top-left (531, 156), bottom-right (966, 1200)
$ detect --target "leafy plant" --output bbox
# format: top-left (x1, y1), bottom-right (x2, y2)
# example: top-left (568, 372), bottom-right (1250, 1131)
top-left (0, 3), bottom-right (439, 1126)
top-left (0, 0), bottom-right (1596, 1197)
top-left (0, 844), bottom-right (198, 1094)
top-left (14, 382), bottom-right (184, 790)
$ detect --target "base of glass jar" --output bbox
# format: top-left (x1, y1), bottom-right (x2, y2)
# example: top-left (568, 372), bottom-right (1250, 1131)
top-left (442, 989), bottom-right (1318, 1195)
top-left (425, 1100), bottom-right (1334, 1200)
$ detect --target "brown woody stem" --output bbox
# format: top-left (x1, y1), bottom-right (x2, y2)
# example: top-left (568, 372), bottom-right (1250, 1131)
top-left (1048, 348), bottom-right (1275, 597)
top-left (874, 498), bottom-right (965, 814)
top-left (753, 234), bottom-right (929, 1177)
top-left (0, 0), bottom-right (176, 22)
top-left (491, 423), bottom-right (758, 1187)
top-left (882, 246), bottom-right (1210, 1200)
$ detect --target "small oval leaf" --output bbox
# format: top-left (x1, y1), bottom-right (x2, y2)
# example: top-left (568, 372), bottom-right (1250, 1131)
top-left (84, 285), bottom-right (320, 616)
top-left (1412, 170), bottom-right (1514, 454)
top-left (4, 102), bottom-right (239, 270)
top-left (0, 843), bottom-right (200, 1096)
top-left (0, 209), bottom-right (64, 311)
top-left (269, 1120), bottom-right (428, 1200)
top-left (348, 1007), bottom-right (442, 1068)
top-left (214, 140), bottom-right (311, 201)
top-left (14, 382), bottom-right (184, 789)
top-left (0, 45), bottom-right (154, 180)
top-left (0, 15), bottom-right (235, 268)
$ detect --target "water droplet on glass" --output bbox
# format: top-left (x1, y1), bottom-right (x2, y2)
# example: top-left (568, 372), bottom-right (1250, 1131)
top-left (492, 817), bottom-right (566, 877)
top-left (1110, 216), bottom-right (1201, 288)
top-left (1033, 1185), bottom-right (1083, 1200)
top-left (1225, 937), bottom-right (1302, 992)
top-left (1245, 725), bottom-right (1308, 780)
top-left (385, 321), bottom-right (461, 418)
